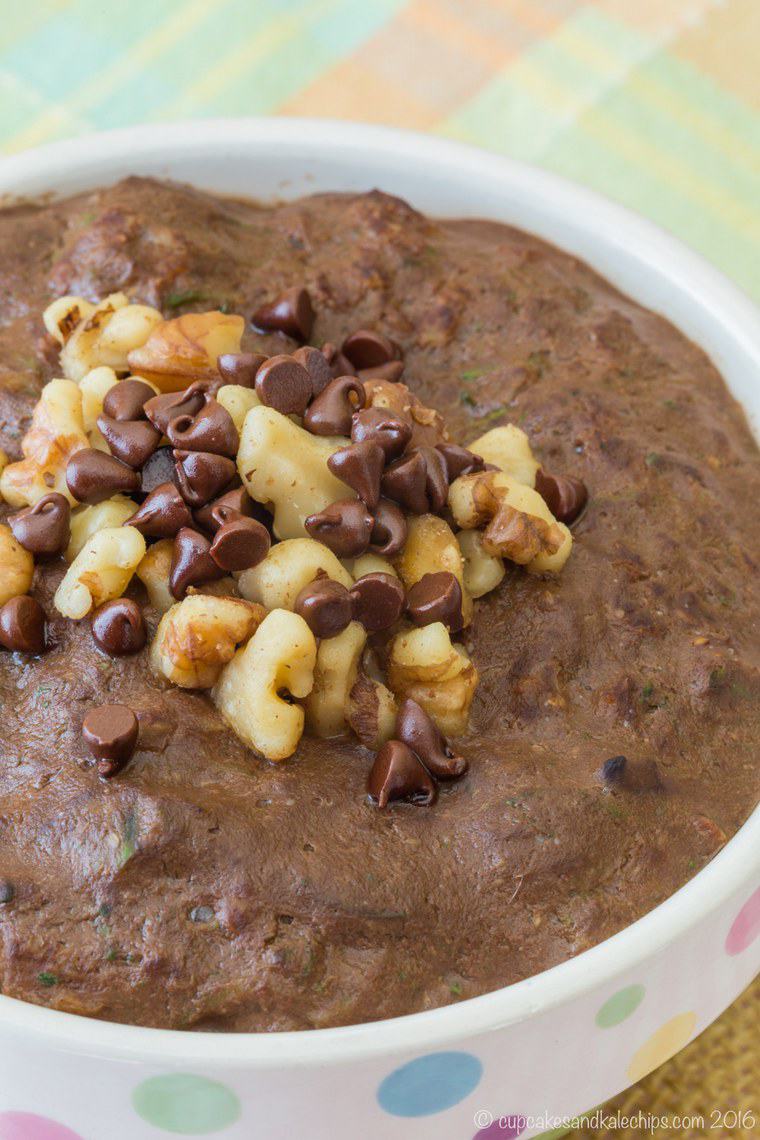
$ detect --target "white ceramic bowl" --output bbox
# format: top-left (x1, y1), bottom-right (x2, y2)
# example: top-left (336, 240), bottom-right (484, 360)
top-left (0, 120), bottom-right (758, 1140)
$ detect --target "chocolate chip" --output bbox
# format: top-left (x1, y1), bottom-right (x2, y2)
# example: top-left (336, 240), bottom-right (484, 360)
top-left (303, 376), bottom-right (366, 437)
top-left (342, 329), bottom-right (401, 371)
top-left (321, 341), bottom-right (354, 378)
top-left (170, 527), bottom-right (225, 597)
top-left (97, 415), bottom-right (161, 469)
top-left (436, 442), bottom-right (485, 481)
top-left (349, 572), bottom-right (406, 633)
top-left (252, 286), bottom-right (315, 342)
top-left (0, 595), bottom-right (47, 654)
top-left (173, 450), bottom-right (237, 508)
top-left (381, 449), bottom-right (429, 514)
top-left (209, 515), bottom-right (271, 572)
top-left (396, 697), bottom-right (467, 780)
top-left (601, 755), bottom-right (627, 782)
top-left (535, 468), bottom-right (588, 525)
top-left (357, 360), bottom-right (404, 383)
top-left (166, 396), bottom-right (239, 457)
top-left (406, 571), bottom-right (463, 632)
top-left (140, 446), bottom-right (178, 494)
top-left (135, 707), bottom-right (175, 754)
top-left (66, 448), bottom-right (140, 504)
top-left (304, 498), bottom-right (373, 558)
top-left (144, 388), bottom-right (205, 434)
top-left (0, 881), bottom-right (14, 904)
top-left (217, 352), bottom-right (267, 389)
top-left (102, 378), bottom-right (156, 422)
top-left (294, 577), bottom-right (353, 639)
top-left (8, 493), bottom-right (70, 556)
top-left (418, 446), bottom-right (449, 513)
top-left (600, 754), bottom-right (661, 792)
top-left (327, 440), bottom-right (384, 510)
top-left (368, 498), bottom-right (408, 556)
top-left (91, 598), bottom-right (147, 656)
top-left (82, 704), bottom-right (139, 778)
top-left (368, 740), bottom-right (436, 808)
top-left (125, 483), bottom-right (192, 538)
top-left (194, 487), bottom-right (269, 534)
top-left (254, 354), bottom-right (312, 416)
top-left (292, 345), bottom-right (333, 396)
top-left (351, 407), bottom-right (412, 459)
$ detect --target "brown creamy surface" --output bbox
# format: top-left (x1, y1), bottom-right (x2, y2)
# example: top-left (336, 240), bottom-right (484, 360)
top-left (0, 179), bottom-right (758, 1031)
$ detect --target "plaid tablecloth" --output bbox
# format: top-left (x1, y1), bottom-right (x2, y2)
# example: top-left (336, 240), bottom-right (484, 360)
top-left (0, 2), bottom-right (757, 1135)
top-left (0, 0), bottom-right (758, 302)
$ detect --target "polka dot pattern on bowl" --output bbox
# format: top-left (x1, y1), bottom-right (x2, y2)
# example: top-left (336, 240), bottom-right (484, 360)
top-left (595, 984), bottom-right (646, 1028)
top-left (626, 1011), bottom-right (697, 1083)
top-left (725, 886), bottom-right (760, 956)
top-left (0, 1114), bottom-right (84, 1140)
top-left (377, 1051), bottom-right (483, 1117)
top-left (132, 1073), bottom-right (240, 1134)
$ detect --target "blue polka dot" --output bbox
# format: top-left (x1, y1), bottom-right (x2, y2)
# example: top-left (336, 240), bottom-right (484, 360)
top-left (377, 1051), bottom-right (483, 1117)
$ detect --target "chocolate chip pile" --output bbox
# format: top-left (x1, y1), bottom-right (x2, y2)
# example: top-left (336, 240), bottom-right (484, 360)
top-left (1, 285), bottom-right (588, 808)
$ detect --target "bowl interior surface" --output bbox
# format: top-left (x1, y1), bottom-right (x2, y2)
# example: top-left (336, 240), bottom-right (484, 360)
top-left (0, 118), bottom-right (757, 1066)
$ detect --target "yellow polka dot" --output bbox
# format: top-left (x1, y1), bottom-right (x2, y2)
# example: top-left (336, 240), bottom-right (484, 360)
top-left (627, 1011), bottom-right (697, 1083)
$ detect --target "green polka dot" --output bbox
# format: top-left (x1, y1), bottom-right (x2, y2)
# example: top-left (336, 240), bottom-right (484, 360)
top-left (132, 1074), bottom-right (240, 1134)
top-left (595, 983), bottom-right (645, 1028)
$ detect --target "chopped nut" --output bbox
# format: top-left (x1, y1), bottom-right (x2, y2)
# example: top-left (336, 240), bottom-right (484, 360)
top-left (237, 406), bottom-right (348, 539)
top-left (79, 366), bottom-right (119, 434)
top-left (127, 310), bottom-right (244, 392)
top-left (449, 470), bottom-right (571, 573)
top-left (468, 424), bottom-right (539, 486)
top-left (350, 553), bottom-right (399, 579)
top-left (305, 621), bottom-right (367, 737)
top-left (188, 577), bottom-right (239, 600)
top-left (0, 524), bottom-right (35, 606)
top-left (0, 379), bottom-right (88, 507)
top-left (151, 595), bottom-right (265, 689)
top-left (387, 622), bottom-right (478, 736)
top-left (483, 501), bottom-right (561, 564)
top-left (54, 526), bottom-right (146, 619)
top-left (60, 293), bottom-right (163, 382)
top-left (346, 672), bottom-right (398, 750)
top-left (213, 608), bottom-right (317, 761)
top-left (66, 496), bottom-right (136, 561)
top-left (43, 295), bottom-right (95, 345)
top-left (457, 529), bottom-right (506, 598)
top-left (135, 538), bottom-right (175, 614)
top-left (216, 384), bottom-right (261, 433)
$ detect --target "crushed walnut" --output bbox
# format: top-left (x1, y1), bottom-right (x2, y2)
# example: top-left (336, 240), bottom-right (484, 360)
top-left (0, 287), bottom-right (587, 803)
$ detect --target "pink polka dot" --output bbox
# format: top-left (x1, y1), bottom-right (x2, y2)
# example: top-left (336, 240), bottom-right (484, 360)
top-left (475, 1115), bottom-right (527, 1139)
top-left (725, 886), bottom-right (760, 956)
top-left (0, 1113), bottom-right (84, 1140)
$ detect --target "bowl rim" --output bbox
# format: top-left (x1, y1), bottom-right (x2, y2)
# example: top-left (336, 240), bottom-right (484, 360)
top-left (0, 117), bottom-right (758, 1067)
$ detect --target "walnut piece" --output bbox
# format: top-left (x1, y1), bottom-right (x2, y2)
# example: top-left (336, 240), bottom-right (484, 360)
top-left (127, 311), bottom-right (244, 392)
top-left (387, 622), bottom-right (478, 736)
top-left (151, 595), bottom-right (265, 689)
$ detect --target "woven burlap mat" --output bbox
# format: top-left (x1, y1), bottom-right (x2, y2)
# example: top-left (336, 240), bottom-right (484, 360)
top-left (567, 977), bottom-right (759, 1139)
